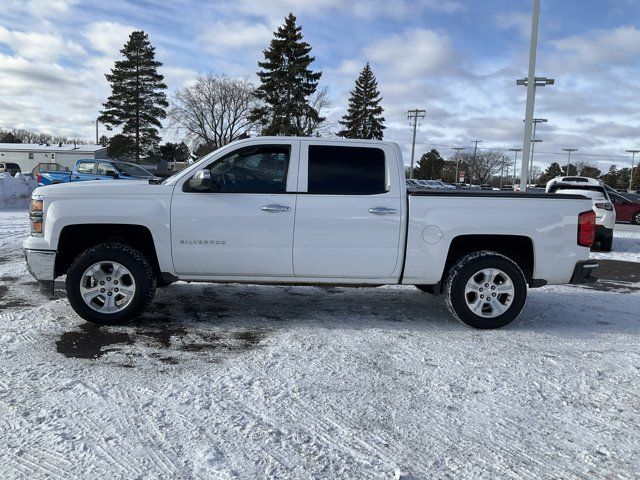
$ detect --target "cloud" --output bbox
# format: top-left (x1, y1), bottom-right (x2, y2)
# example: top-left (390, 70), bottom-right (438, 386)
top-left (364, 29), bottom-right (457, 79)
top-left (495, 12), bottom-right (531, 38)
top-left (83, 21), bottom-right (136, 56)
top-left (551, 25), bottom-right (640, 68)
top-left (199, 21), bottom-right (273, 54)
top-left (0, 26), bottom-right (85, 60)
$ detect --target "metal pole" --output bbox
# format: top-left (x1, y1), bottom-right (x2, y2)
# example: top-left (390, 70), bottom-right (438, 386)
top-left (529, 121), bottom-right (538, 180)
top-left (626, 150), bottom-right (639, 191)
top-left (407, 109), bottom-right (426, 179)
top-left (96, 119), bottom-right (99, 144)
top-left (452, 147), bottom-right (465, 184)
top-left (520, 0), bottom-right (540, 192)
top-left (509, 148), bottom-right (522, 186)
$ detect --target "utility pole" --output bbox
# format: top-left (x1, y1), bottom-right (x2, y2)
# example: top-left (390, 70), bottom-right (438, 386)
top-left (562, 148), bottom-right (577, 175)
top-left (471, 140), bottom-right (482, 162)
top-left (95, 118), bottom-right (99, 144)
top-left (452, 147), bottom-right (465, 184)
top-left (509, 148), bottom-right (522, 186)
top-left (407, 109), bottom-right (426, 179)
top-left (627, 149), bottom-right (640, 191)
top-left (516, 0), bottom-right (554, 191)
top-left (525, 118), bottom-right (547, 181)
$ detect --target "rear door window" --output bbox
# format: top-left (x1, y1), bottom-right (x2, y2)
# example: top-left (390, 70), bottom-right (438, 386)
top-left (307, 145), bottom-right (386, 195)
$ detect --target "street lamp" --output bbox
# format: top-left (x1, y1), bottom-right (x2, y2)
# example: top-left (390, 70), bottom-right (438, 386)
top-left (562, 148), bottom-right (578, 175)
top-left (509, 148), bottom-right (522, 186)
top-left (524, 118), bottom-right (547, 180)
top-left (452, 147), bottom-right (465, 184)
top-left (517, 0), bottom-right (554, 192)
top-left (627, 149), bottom-right (639, 191)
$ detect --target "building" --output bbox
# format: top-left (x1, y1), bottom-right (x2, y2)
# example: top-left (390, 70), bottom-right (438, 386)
top-left (0, 143), bottom-right (108, 173)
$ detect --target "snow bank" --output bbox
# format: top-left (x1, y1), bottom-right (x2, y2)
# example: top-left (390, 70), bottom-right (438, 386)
top-left (0, 172), bottom-right (37, 209)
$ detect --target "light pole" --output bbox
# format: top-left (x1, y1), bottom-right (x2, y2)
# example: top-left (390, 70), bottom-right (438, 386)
top-left (407, 109), bottom-right (426, 179)
top-left (509, 148), bottom-right (522, 186)
top-left (627, 149), bottom-right (639, 191)
top-left (516, 0), bottom-right (554, 192)
top-left (525, 118), bottom-right (547, 180)
top-left (562, 148), bottom-right (577, 175)
top-left (530, 139), bottom-right (542, 183)
top-left (452, 147), bottom-right (465, 183)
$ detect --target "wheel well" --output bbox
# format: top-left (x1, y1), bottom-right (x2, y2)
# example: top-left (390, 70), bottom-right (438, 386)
top-left (443, 235), bottom-right (534, 284)
top-left (55, 224), bottom-right (161, 278)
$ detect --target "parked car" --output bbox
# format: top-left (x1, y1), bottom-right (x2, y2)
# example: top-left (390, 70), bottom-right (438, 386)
top-left (0, 162), bottom-right (21, 176)
top-left (609, 192), bottom-right (640, 224)
top-left (546, 180), bottom-right (615, 251)
top-left (25, 137), bottom-right (597, 330)
top-left (38, 159), bottom-right (156, 185)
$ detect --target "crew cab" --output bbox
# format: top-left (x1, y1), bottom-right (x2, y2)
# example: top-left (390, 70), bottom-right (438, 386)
top-left (24, 137), bottom-right (598, 329)
top-left (38, 159), bottom-right (155, 185)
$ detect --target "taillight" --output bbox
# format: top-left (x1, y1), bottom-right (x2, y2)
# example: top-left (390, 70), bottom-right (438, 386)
top-left (577, 210), bottom-right (596, 247)
top-left (595, 202), bottom-right (613, 211)
top-left (36, 173), bottom-right (42, 184)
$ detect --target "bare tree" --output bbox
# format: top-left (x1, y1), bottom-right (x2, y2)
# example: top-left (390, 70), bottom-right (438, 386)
top-left (460, 150), bottom-right (511, 184)
top-left (296, 86), bottom-right (332, 136)
top-left (169, 75), bottom-right (257, 151)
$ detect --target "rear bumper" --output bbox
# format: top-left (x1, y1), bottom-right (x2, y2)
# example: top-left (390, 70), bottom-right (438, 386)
top-left (570, 260), bottom-right (598, 284)
top-left (24, 248), bottom-right (56, 293)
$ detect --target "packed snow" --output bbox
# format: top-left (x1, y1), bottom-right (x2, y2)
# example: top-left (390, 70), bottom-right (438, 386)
top-left (590, 224), bottom-right (640, 263)
top-left (0, 209), bottom-right (639, 478)
top-left (0, 173), bottom-right (37, 209)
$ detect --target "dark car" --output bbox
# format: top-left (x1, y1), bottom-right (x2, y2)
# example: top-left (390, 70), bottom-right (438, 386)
top-left (609, 192), bottom-right (640, 224)
top-left (0, 162), bottom-right (21, 176)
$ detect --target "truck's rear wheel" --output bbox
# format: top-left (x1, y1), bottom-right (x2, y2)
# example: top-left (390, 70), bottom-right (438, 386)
top-left (444, 251), bottom-right (527, 329)
top-left (66, 243), bottom-right (156, 325)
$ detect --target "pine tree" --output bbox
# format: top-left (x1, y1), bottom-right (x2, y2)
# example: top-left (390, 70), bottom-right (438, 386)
top-left (414, 149), bottom-right (444, 179)
top-left (337, 63), bottom-right (385, 139)
top-left (99, 31), bottom-right (168, 162)
top-left (249, 13), bottom-right (324, 136)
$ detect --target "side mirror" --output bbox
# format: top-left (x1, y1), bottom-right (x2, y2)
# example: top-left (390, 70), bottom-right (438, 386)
top-left (188, 170), bottom-right (212, 191)
top-left (105, 170), bottom-right (119, 179)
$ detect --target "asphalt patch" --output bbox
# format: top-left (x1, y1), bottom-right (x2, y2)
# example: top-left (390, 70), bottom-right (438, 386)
top-left (56, 323), bottom-right (134, 359)
top-left (596, 260), bottom-right (640, 283)
top-left (57, 321), bottom-right (267, 362)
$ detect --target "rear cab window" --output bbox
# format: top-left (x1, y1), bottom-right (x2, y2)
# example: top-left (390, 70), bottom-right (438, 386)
top-left (305, 145), bottom-right (388, 195)
top-left (76, 161), bottom-right (95, 174)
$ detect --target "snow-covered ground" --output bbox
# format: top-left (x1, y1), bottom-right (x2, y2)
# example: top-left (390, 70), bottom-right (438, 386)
top-left (590, 224), bottom-right (640, 263)
top-left (1, 210), bottom-right (639, 479)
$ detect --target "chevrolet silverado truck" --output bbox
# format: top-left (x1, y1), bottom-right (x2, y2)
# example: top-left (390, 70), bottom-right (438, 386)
top-left (24, 137), bottom-right (598, 329)
top-left (38, 159), bottom-right (155, 186)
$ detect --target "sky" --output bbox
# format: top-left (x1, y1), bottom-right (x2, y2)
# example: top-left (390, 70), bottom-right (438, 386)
top-left (0, 0), bottom-right (639, 174)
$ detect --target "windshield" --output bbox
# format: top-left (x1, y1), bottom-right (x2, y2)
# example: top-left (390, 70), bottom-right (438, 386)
top-left (112, 162), bottom-right (153, 177)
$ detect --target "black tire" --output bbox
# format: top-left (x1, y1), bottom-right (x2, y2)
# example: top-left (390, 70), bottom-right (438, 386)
top-left (66, 243), bottom-right (156, 325)
top-left (632, 211), bottom-right (640, 225)
top-left (599, 235), bottom-right (613, 252)
top-left (444, 251), bottom-right (527, 329)
top-left (415, 285), bottom-right (436, 294)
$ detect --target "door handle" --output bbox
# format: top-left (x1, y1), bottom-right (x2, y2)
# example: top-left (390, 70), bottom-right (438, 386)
top-left (368, 207), bottom-right (398, 215)
top-left (261, 204), bottom-right (291, 213)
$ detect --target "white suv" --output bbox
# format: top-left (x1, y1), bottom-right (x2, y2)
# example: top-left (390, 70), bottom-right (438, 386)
top-left (546, 177), bottom-right (616, 251)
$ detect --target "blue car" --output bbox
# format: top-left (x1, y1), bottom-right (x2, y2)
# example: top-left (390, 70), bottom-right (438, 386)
top-left (38, 159), bottom-right (156, 185)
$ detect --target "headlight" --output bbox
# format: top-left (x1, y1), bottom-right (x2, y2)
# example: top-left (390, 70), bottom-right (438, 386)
top-left (30, 194), bottom-right (44, 236)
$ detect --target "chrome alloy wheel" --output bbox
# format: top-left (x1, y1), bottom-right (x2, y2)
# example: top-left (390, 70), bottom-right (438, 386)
top-left (464, 268), bottom-right (515, 318)
top-left (79, 261), bottom-right (136, 314)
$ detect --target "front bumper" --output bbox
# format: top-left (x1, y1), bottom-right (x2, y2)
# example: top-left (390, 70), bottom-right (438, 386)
top-left (24, 248), bottom-right (56, 293)
top-left (570, 260), bottom-right (598, 284)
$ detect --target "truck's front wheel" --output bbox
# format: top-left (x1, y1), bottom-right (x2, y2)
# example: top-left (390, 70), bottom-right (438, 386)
top-left (66, 243), bottom-right (156, 325)
top-left (444, 251), bottom-right (527, 329)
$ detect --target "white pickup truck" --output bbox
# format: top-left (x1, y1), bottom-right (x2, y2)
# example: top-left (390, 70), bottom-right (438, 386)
top-left (24, 137), bottom-right (598, 329)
